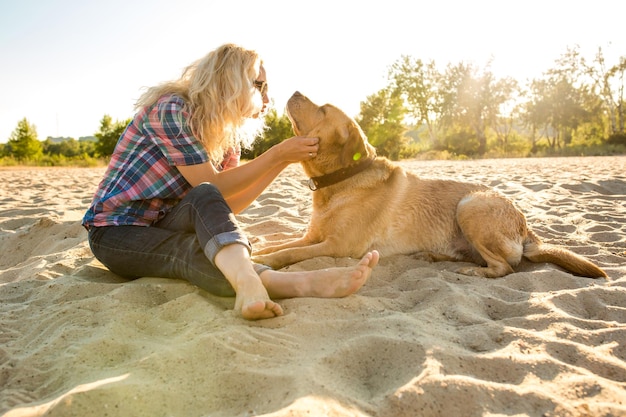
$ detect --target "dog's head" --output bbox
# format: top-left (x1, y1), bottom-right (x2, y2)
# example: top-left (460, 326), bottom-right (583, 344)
top-left (286, 91), bottom-right (376, 177)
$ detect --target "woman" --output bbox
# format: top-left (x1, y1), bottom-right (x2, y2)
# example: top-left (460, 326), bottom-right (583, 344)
top-left (83, 43), bottom-right (379, 320)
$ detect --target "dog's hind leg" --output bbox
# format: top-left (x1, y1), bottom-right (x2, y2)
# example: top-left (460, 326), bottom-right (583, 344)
top-left (455, 242), bottom-right (517, 278)
top-left (455, 191), bottom-right (526, 278)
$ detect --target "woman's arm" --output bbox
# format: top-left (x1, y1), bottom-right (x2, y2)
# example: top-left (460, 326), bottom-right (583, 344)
top-left (221, 161), bottom-right (288, 213)
top-left (177, 136), bottom-right (318, 213)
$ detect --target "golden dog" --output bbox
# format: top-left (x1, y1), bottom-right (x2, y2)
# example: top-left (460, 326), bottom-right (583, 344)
top-left (253, 92), bottom-right (607, 279)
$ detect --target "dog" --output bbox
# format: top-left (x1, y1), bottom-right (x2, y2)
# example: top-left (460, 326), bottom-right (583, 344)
top-left (252, 92), bottom-right (607, 279)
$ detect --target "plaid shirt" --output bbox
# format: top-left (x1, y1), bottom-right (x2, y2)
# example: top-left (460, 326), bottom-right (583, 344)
top-left (83, 94), bottom-right (239, 228)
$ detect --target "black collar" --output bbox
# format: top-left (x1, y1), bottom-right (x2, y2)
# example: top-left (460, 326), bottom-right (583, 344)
top-left (307, 156), bottom-right (376, 191)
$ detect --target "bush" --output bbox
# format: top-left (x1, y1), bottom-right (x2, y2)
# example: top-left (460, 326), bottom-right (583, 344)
top-left (607, 133), bottom-right (626, 146)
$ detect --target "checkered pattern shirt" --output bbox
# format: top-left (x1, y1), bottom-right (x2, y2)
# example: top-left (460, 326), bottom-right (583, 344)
top-left (82, 94), bottom-right (240, 228)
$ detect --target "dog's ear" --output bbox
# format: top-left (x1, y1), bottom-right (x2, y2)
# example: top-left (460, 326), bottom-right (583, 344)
top-left (339, 122), bottom-right (368, 166)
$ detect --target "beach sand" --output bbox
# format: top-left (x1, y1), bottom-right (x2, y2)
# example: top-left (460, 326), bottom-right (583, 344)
top-left (1, 156), bottom-right (625, 417)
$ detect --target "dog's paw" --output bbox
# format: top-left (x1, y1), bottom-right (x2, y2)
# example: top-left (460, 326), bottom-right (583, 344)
top-left (251, 254), bottom-right (269, 265)
top-left (253, 247), bottom-right (273, 255)
top-left (412, 251), bottom-right (436, 262)
top-left (456, 266), bottom-right (484, 277)
top-left (251, 254), bottom-right (281, 270)
top-left (455, 265), bottom-right (509, 278)
top-left (412, 251), bottom-right (456, 262)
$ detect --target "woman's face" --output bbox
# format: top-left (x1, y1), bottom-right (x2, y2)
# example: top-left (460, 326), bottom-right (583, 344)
top-left (251, 65), bottom-right (270, 118)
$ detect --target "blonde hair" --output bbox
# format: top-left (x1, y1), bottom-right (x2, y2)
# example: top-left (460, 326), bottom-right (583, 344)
top-left (135, 43), bottom-right (266, 162)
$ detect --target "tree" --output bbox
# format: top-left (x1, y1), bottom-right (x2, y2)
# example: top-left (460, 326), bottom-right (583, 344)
top-left (439, 61), bottom-right (517, 155)
top-left (7, 118), bottom-right (42, 161)
top-left (243, 108), bottom-right (294, 159)
top-left (493, 96), bottom-right (523, 154)
top-left (356, 88), bottom-right (407, 160)
top-left (94, 115), bottom-right (131, 157)
top-left (389, 56), bottom-right (443, 148)
top-left (43, 137), bottom-right (95, 158)
top-left (522, 48), bottom-right (601, 151)
top-left (582, 47), bottom-right (626, 135)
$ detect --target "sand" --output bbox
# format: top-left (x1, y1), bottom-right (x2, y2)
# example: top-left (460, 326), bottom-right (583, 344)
top-left (1, 156), bottom-right (625, 417)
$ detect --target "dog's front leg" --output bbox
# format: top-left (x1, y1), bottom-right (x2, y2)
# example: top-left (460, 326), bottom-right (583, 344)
top-left (252, 240), bottom-right (355, 269)
top-left (254, 235), bottom-right (318, 256)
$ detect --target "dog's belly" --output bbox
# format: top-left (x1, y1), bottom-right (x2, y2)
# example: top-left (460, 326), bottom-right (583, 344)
top-left (362, 187), bottom-right (486, 261)
top-left (364, 177), bottom-right (491, 258)
top-left (372, 234), bottom-right (463, 256)
top-left (365, 213), bottom-right (466, 258)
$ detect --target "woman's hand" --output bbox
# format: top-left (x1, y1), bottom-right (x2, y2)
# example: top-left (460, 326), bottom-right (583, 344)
top-left (273, 136), bottom-right (319, 163)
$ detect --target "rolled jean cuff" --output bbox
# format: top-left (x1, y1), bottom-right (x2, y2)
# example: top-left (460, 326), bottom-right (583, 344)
top-left (204, 231), bottom-right (252, 264)
top-left (253, 263), bottom-right (272, 275)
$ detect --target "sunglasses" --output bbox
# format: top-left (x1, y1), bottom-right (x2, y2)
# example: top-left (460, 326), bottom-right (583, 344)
top-left (253, 80), bottom-right (268, 97)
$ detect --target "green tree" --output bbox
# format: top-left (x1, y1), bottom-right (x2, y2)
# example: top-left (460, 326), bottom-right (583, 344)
top-left (7, 118), bottom-right (42, 161)
top-left (492, 97), bottom-right (523, 154)
top-left (95, 115), bottom-right (131, 157)
top-left (557, 47), bottom-right (604, 142)
top-left (42, 137), bottom-right (96, 159)
top-left (389, 56), bottom-right (443, 148)
top-left (551, 77), bottom-right (594, 146)
top-left (356, 88), bottom-right (407, 160)
top-left (522, 48), bottom-right (600, 151)
top-left (439, 62), bottom-right (517, 155)
top-left (244, 108), bottom-right (294, 159)
top-left (579, 46), bottom-right (626, 136)
top-left (44, 137), bottom-right (80, 157)
top-left (522, 78), bottom-right (554, 151)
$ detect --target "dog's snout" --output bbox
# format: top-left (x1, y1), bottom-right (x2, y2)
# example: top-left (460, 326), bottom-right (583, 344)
top-left (288, 92), bottom-right (303, 111)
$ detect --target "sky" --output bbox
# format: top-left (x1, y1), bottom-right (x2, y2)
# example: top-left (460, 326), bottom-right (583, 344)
top-left (1, 0), bottom-right (624, 142)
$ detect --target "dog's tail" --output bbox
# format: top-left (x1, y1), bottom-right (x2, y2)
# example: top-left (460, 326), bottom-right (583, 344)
top-left (523, 230), bottom-right (608, 279)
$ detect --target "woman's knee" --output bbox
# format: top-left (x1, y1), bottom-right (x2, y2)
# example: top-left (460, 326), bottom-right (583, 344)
top-left (183, 183), bottom-right (235, 220)
top-left (189, 182), bottom-right (223, 199)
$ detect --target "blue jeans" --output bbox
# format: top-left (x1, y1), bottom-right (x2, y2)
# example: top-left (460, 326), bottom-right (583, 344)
top-left (87, 183), bottom-right (269, 297)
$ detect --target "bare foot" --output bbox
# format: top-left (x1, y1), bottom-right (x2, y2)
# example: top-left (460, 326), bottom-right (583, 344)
top-left (214, 244), bottom-right (284, 320)
top-left (261, 250), bottom-right (380, 299)
top-left (234, 280), bottom-right (284, 320)
top-left (240, 299), bottom-right (284, 320)
top-left (310, 250), bottom-right (380, 297)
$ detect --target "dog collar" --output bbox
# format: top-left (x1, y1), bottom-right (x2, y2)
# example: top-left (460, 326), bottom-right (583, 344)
top-left (307, 156), bottom-right (376, 191)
